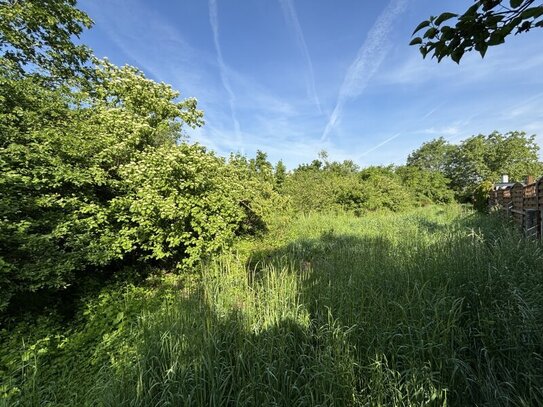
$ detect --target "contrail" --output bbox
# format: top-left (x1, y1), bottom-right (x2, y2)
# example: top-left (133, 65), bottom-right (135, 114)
top-left (422, 106), bottom-right (440, 120)
top-left (359, 132), bottom-right (402, 157)
top-left (321, 0), bottom-right (407, 141)
top-left (278, 0), bottom-right (321, 112)
top-left (209, 0), bottom-right (242, 146)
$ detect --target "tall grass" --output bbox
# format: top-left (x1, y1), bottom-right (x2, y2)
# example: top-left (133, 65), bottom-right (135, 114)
top-left (2, 205), bottom-right (542, 406)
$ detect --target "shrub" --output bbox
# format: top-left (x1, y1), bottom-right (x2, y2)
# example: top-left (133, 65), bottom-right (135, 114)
top-left (0, 61), bottom-right (269, 310)
top-left (282, 169), bottom-right (356, 213)
top-left (283, 164), bottom-right (419, 215)
top-left (339, 171), bottom-right (415, 213)
top-left (396, 165), bottom-right (454, 204)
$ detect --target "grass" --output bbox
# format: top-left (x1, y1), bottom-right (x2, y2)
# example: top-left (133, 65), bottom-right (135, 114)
top-left (1, 205), bottom-right (542, 406)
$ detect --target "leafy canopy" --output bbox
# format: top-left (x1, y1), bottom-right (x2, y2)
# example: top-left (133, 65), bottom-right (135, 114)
top-left (406, 131), bottom-right (543, 200)
top-left (0, 0), bottom-right (277, 311)
top-left (406, 137), bottom-right (455, 173)
top-left (411, 0), bottom-right (543, 63)
top-left (0, 0), bottom-right (93, 79)
top-left (283, 156), bottom-right (452, 214)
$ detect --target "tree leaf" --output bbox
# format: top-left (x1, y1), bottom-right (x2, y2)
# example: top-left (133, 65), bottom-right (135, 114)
top-left (409, 37), bottom-right (423, 46)
top-left (424, 27), bottom-right (439, 39)
top-left (435, 12), bottom-right (458, 26)
top-left (420, 46), bottom-right (429, 58)
top-left (465, 3), bottom-right (480, 17)
top-left (412, 20), bottom-right (431, 35)
top-left (413, 0), bottom-right (543, 63)
top-left (477, 42), bottom-right (488, 57)
top-left (521, 6), bottom-right (543, 19)
top-left (451, 48), bottom-right (465, 63)
top-left (487, 31), bottom-right (505, 45)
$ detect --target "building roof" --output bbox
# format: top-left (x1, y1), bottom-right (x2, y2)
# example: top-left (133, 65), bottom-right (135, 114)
top-left (493, 182), bottom-right (516, 190)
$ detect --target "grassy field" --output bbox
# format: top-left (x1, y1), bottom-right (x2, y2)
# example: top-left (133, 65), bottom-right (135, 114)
top-left (1, 205), bottom-right (542, 406)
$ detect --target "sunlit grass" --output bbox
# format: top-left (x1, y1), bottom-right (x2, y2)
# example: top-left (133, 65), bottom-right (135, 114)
top-left (2, 205), bottom-right (542, 406)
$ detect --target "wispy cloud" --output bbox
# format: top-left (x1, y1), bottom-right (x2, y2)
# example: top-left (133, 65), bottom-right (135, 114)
top-left (358, 132), bottom-right (402, 157)
top-left (278, 0), bottom-right (321, 112)
top-left (321, 0), bottom-right (407, 141)
top-left (378, 41), bottom-right (543, 88)
top-left (507, 92), bottom-right (543, 118)
top-left (208, 0), bottom-right (242, 148)
top-left (421, 126), bottom-right (460, 137)
top-left (422, 105), bottom-right (442, 120)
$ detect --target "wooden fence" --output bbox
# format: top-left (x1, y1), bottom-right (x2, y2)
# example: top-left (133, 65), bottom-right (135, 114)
top-left (489, 177), bottom-right (543, 239)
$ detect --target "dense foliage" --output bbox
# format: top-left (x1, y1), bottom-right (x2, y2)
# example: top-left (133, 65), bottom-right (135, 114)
top-left (411, 0), bottom-right (543, 63)
top-left (282, 159), bottom-right (453, 214)
top-left (0, 59), bottom-right (288, 310)
top-left (1, 0), bottom-right (541, 311)
top-left (0, 2), bottom-right (279, 311)
top-left (407, 131), bottom-right (543, 201)
top-left (0, 0), bottom-right (93, 80)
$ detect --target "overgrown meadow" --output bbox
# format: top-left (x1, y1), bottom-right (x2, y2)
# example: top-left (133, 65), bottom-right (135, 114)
top-left (2, 206), bottom-right (543, 406)
top-left (2, 1), bottom-right (543, 406)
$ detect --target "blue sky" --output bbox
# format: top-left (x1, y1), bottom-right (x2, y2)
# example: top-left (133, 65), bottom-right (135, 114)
top-left (78, 0), bottom-right (543, 169)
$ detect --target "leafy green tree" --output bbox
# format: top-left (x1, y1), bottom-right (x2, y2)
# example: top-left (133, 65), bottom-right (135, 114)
top-left (282, 168), bottom-right (347, 213)
top-left (447, 135), bottom-right (494, 194)
top-left (358, 165), bottom-right (397, 180)
top-left (339, 168), bottom-right (415, 213)
top-left (274, 160), bottom-right (287, 189)
top-left (282, 155), bottom-right (360, 213)
top-left (0, 0), bottom-right (93, 80)
top-left (249, 150), bottom-right (274, 183)
top-left (318, 149), bottom-right (329, 164)
top-left (111, 144), bottom-right (247, 266)
top-left (284, 162), bottom-right (420, 215)
top-left (284, 158), bottom-right (456, 214)
top-left (411, 0), bottom-right (543, 63)
top-left (0, 0), bottom-right (276, 311)
top-left (0, 60), bottom-right (207, 308)
top-left (396, 166), bottom-right (454, 204)
top-left (473, 179), bottom-right (495, 212)
top-left (406, 132), bottom-right (541, 201)
top-left (406, 137), bottom-right (455, 173)
top-left (447, 131), bottom-right (542, 197)
top-left (325, 159), bottom-right (360, 175)
top-left (295, 159), bottom-right (323, 172)
top-left (487, 130), bottom-right (543, 179)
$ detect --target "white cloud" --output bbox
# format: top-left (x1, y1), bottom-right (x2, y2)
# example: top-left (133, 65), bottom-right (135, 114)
top-left (208, 0), bottom-right (243, 149)
top-left (506, 93), bottom-right (543, 119)
top-left (278, 0), bottom-right (321, 112)
top-left (358, 133), bottom-right (402, 158)
top-left (321, 0), bottom-right (407, 141)
top-left (378, 39), bottom-right (543, 88)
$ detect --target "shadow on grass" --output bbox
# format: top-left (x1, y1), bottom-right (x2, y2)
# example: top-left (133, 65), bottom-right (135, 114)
top-left (4, 211), bottom-right (541, 406)
top-left (244, 213), bottom-right (543, 406)
top-left (94, 288), bottom-right (357, 407)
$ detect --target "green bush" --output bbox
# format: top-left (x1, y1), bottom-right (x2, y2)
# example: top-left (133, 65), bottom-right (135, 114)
top-left (340, 170), bottom-right (415, 213)
top-left (473, 180), bottom-right (493, 212)
top-left (0, 61), bottom-right (274, 311)
top-left (282, 169), bottom-right (352, 213)
top-left (105, 144), bottom-right (251, 267)
top-left (396, 165), bottom-right (454, 204)
top-left (284, 164), bottom-right (419, 215)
